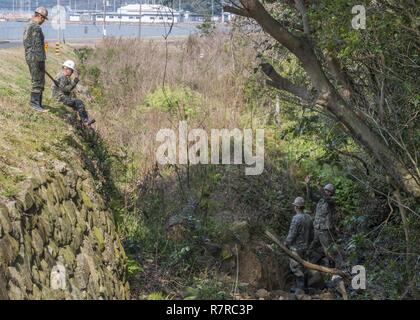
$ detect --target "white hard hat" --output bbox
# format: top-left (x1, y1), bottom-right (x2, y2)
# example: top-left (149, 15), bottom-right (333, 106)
top-left (63, 60), bottom-right (76, 70)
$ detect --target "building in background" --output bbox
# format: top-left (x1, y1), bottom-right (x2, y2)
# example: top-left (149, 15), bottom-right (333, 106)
top-left (69, 3), bottom-right (180, 24)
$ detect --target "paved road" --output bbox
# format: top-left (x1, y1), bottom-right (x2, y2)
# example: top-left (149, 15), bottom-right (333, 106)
top-left (0, 34), bottom-right (191, 50)
top-left (0, 40), bottom-right (17, 49)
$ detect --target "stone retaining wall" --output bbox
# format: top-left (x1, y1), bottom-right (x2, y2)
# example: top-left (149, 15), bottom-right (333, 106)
top-left (0, 161), bottom-right (130, 300)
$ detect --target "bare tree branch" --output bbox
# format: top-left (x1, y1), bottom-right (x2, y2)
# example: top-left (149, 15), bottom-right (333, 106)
top-left (328, 145), bottom-right (370, 175)
top-left (265, 230), bottom-right (351, 280)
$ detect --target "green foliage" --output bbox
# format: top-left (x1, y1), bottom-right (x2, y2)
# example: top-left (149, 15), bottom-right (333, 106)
top-left (144, 86), bottom-right (202, 119)
top-left (0, 173), bottom-right (21, 197)
top-left (127, 257), bottom-right (144, 275)
top-left (0, 87), bottom-right (14, 97)
top-left (184, 278), bottom-right (229, 300)
top-left (147, 292), bottom-right (169, 300)
top-left (197, 16), bottom-right (216, 36)
top-left (74, 47), bottom-right (94, 65)
top-left (308, 1), bottom-right (363, 57)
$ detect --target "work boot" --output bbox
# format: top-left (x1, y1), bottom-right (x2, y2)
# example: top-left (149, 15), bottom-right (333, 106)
top-left (294, 276), bottom-right (305, 294)
top-left (303, 271), bottom-right (309, 294)
top-left (30, 92), bottom-right (48, 113)
top-left (40, 92), bottom-right (46, 108)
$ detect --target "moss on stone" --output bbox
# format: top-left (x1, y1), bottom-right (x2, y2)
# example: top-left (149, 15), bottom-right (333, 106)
top-left (59, 246), bottom-right (76, 267)
top-left (80, 191), bottom-right (94, 210)
top-left (93, 226), bottom-right (105, 251)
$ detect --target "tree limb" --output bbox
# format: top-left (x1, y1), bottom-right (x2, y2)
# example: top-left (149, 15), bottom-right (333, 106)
top-left (227, 0), bottom-right (420, 198)
top-left (265, 230), bottom-right (351, 280)
top-left (223, 5), bottom-right (251, 18)
top-left (231, 0), bottom-right (331, 94)
top-left (260, 62), bottom-right (312, 102)
top-left (325, 54), bottom-right (355, 99)
top-left (294, 0), bottom-right (310, 35)
top-left (328, 145), bottom-right (370, 175)
top-left (225, 1), bottom-right (301, 53)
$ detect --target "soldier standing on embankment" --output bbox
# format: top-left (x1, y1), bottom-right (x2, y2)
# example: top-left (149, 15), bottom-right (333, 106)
top-left (23, 7), bottom-right (48, 112)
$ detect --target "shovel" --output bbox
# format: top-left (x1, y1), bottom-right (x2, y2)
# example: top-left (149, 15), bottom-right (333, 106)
top-left (45, 69), bottom-right (60, 87)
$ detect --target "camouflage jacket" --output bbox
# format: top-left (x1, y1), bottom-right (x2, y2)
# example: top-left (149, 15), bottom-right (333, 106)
top-left (307, 185), bottom-right (336, 230)
top-left (23, 21), bottom-right (46, 62)
top-left (314, 197), bottom-right (335, 230)
top-left (51, 72), bottom-right (79, 100)
top-left (285, 212), bottom-right (314, 251)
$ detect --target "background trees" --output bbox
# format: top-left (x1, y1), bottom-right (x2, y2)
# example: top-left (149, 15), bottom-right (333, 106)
top-left (223, 0), bottom-right (419, 298)
top-left (224, 0), bottom-right (419, 199)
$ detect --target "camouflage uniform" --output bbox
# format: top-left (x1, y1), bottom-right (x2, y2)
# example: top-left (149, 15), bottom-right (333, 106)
top-left (52, 72), bottom-right (89, 122)
top-left (286, 211), bottom-right (314, 278)
top-left (307, 187), bottom-right (339, 265)
top-left (23, 21), bottom-right (46, 94)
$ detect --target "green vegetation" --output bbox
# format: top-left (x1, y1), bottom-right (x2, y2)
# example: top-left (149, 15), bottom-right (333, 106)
top-left (1, 1), bottom-right (418, 300)
top-left (144, 86), bottom-right (202, 118)
top-left (74, 25), bottom-right (417, 299)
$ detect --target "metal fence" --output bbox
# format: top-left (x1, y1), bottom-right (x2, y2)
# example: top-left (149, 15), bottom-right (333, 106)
top-left (0, 21), bottom-right (197, 42)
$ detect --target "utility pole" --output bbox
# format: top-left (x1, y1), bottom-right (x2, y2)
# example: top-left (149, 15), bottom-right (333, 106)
top-left (138, 1), bottom-right (142, 39)
top-left (211, 0), bottom-right (214, 22)
top-left (103, 0), bottom-right (107, 37)
top-left (57, 0), bottom-right (61, 44)
top-left (221, 0), bottom-right (224, 23)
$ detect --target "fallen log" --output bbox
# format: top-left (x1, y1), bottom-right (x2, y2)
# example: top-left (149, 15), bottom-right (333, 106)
top-left (265, 230), bottom-right (350, 280)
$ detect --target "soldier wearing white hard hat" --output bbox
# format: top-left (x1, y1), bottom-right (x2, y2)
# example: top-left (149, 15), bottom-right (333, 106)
top-left (51, 60), bottom-right (95, 126)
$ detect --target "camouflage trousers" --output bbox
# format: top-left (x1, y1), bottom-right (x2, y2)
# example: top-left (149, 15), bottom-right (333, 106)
top-left (27, 59), bottom-right (45, 94)
top-left (59, 96), bottom-right (89, 122)
top-left (310, 228), bottom-right (342, 267)
top-left (289, 249), bottom-right (307, 278)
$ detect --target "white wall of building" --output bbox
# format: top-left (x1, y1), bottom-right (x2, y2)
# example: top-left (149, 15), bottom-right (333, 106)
top-left (69, 3), bottom-right (179, 24)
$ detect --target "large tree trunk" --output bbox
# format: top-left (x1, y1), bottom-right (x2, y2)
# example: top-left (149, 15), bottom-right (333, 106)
top-left (225, 0), bottom-right (420, 198)
top-left (323, 89), bottom-right (419, 198)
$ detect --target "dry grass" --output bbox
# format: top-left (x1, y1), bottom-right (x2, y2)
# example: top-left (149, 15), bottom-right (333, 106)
top-left (0, 45), bottom-right (100, 198)
top-left (83, 33), bottom-right (256, 179)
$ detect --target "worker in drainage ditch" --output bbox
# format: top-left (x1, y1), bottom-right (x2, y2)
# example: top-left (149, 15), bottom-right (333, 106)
top-left (284, 196), bottom-right (314, 294)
